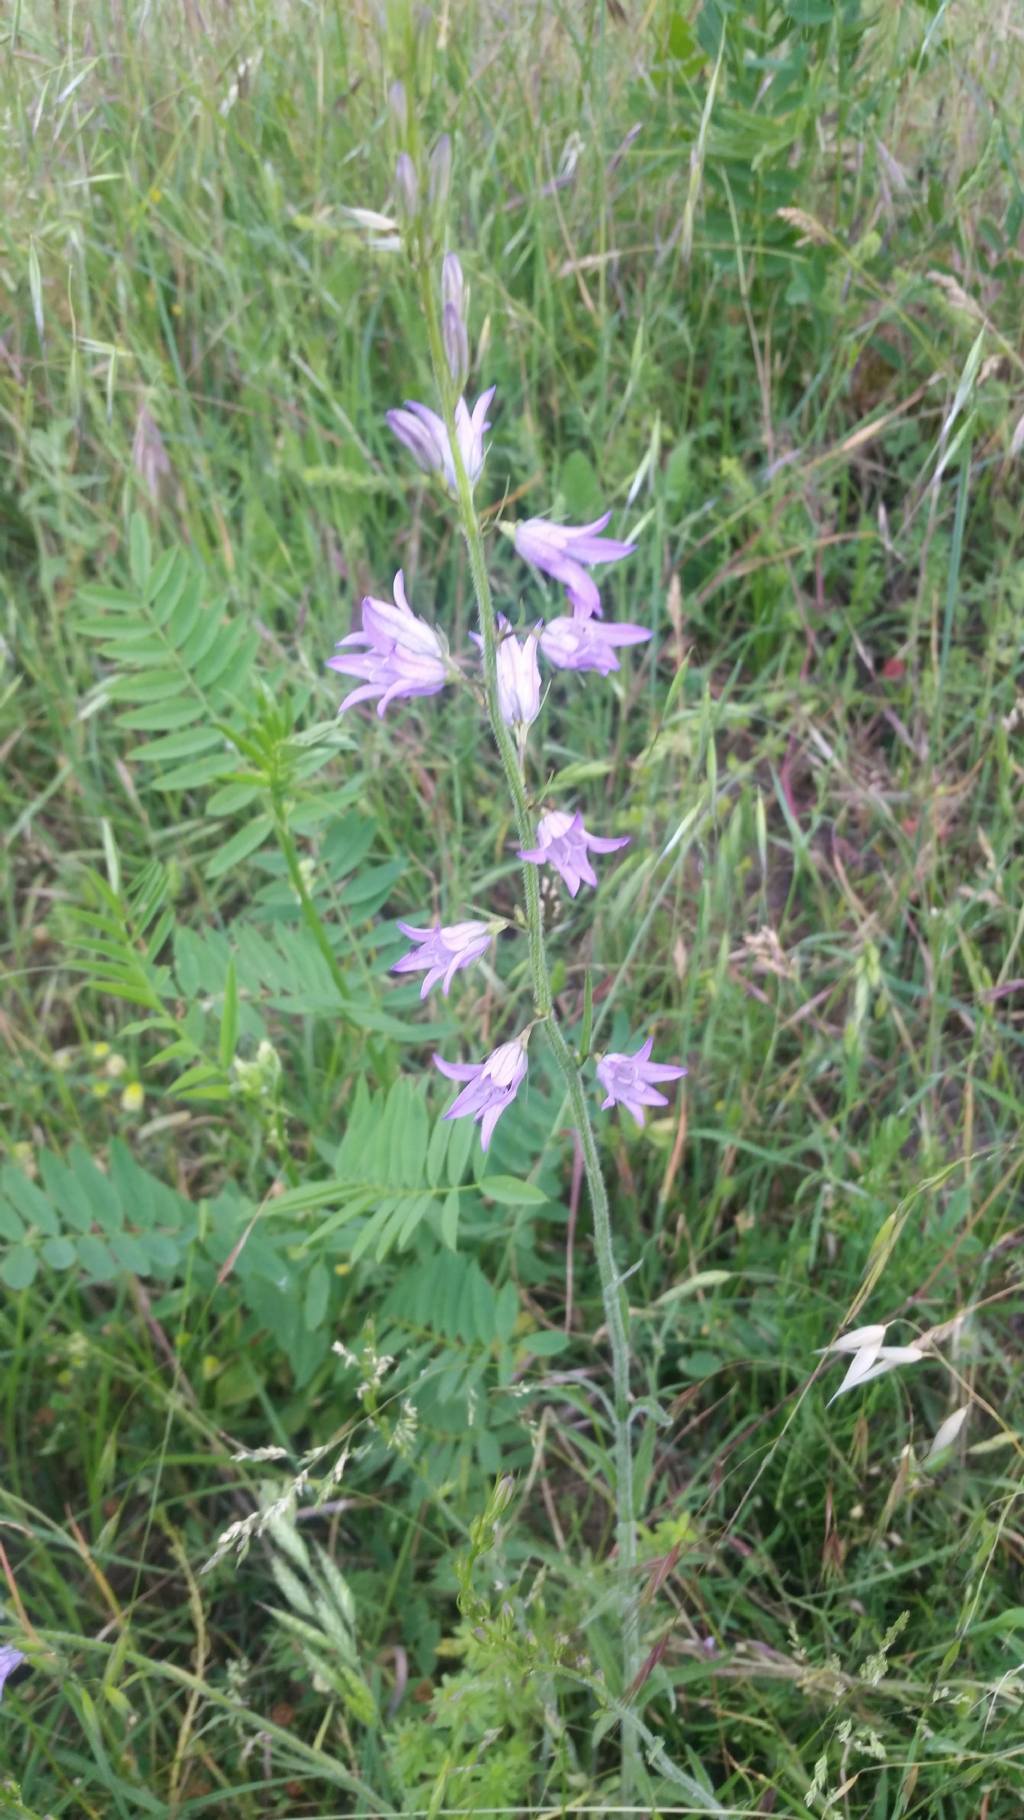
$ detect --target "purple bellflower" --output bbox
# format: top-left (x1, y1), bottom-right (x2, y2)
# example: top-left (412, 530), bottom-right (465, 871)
top-left (514, 513), bottom-right (636, 618)
top-left (518, 810), bottom-right (629, 897)
top-left (328, 571), bottom-right (449, 716)
top-left (0, 1643), bottom-right (25, 1704)
top-left (434, 1038), bottom-right (528, 1151)
top-left (392, 919), bottom-right (495, 998)
top-left (387, 387), bottom-right (495, 493)
top-left (596, 1037), bottom-right (687, 1126)
top-left (540, 614), bottom-right (651, 676)
top-left (496, 629), bottom-right (542, 734)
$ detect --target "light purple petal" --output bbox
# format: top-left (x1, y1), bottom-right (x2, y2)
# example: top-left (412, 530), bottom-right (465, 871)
top-left (479, 1103), bottom-right (506, 1151)
top-left (395, 921), bottom-right (435, 945)
top-left (0, 1644), bottom-right (25, 1703)
top-left (433, 1054), bottom-right (481, 1084)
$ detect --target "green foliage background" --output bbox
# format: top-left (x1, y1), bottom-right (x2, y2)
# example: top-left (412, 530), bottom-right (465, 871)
top-left (2, 0), bottom-right (1024, 1813)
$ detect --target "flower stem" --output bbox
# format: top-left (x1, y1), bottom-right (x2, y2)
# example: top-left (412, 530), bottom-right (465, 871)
top-left (270, 791), bottom-right (351, 1006)
top-left (415, 260), bottom-right (641, 1791)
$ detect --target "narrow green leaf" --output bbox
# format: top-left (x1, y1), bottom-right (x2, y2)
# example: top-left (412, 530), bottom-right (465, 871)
top-left (205, 815), bottom-right (272, 880)
top-left (580, 967), bottom-right (593, 1058)
top-left (445, 1116), bottom-right (475, 1187)
top-left (4, 1163), bottom-right (61, 1236)
top-left (129, 512), bottom-right (151, 588)
top-left (303, 1261), bottom-right (330, 1330)
top-left (116, 701), bottom-right (203, 733)
top-left (133, 726), bottom-right (223, 765)
top-left (0, 1197), bottom-right (26, 1242)
top-left (477, 1175), bottom-right (549, 1206)
top-left (425, 1115), bottom-right (450, 1189)
top-left (440, 1187), bottom-right (459, 1251)
top-left (153, 754), bottom-right (237, 792)
top-left (518, 1328), bottom-right (570, 1357)
top-left (170, 1061), bottom-right (226, 1094)
top-left (218, 956), bottom-right (239, 1069)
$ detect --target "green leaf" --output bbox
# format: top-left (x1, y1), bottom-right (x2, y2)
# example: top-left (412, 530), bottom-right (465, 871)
top-left (1, 1245), bottom-right (38, 1290)
top-left (580, 966), bottom-right (593, 1058)
top-left (133, 726), bottom-right (224, 765)
top-left (478, 1175), bottom-right (549, 1206)
top-left (205, 815), bottom-right (273, 880)
top-left (218, 956), bottom-right (239, 1069)
top-left (129, 511), bottom-right (151, 588)
top-left (518, 1328), bottom-right (569, 1357)
top-left (425, 1115), bottom-right (450, 1189)
top-left (75, 1235), bottom-right (119, 1281)
top-left (0, 1197), bottom-right (25, 1242)
top-left (154, 753), bottom-right (237, 792)
top-left (1, 1165), bottom-right (61, 1236)
top-left (169, 1061), bottom-right (229, 1097)
top-left (304, 1261), bottom-right (330, 1330)
top-left (494, 1280), bottom-right (519, 1343)
top-left (40, 1235), bottom-right (77, 1270)
top-left (67, 1144), bottom-right (122, 1233)
top-left (440, 1187), bottom-right (459, 1251)
top-left (107, 1232), bottom-right (152, 1275)
top-left (547, 758), bottom-right (613, 791)
top-left (446, 1116), bottom-right (475, 1187)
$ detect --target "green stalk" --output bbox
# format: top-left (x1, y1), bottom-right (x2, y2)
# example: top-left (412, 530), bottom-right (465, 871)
top-left (415, 255), bottom-right (641, 1791)
top-left (269, 789), bottom-right (350, 1006)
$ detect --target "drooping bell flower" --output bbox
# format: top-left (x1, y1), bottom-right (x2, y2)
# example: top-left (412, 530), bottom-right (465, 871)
top-left (540, 614), bottom-right (651, 676)
top-left (387, 387), bottom-right (495, 493)
top-left (518, 810), bottom-right (629, 897)
top-left (433, 1038), bottom-right (528, 1151)
top-left (595, 1037), bottom-right (687, 1126)
top-left (514, 512), bottom-right (636, 618)
top-left (391, 919), bottom-right (495, 998)
top-left (327, 571), bottom-right (449, 715)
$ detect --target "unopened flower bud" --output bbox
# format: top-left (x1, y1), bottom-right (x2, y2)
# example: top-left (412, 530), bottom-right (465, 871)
top-left (394, 152), bottom-right (419, 225)
top-left (496, 631), bottom-right (541, 736)
top-left (388, 79), bottom-right (407, 138)
top-left (427, 134), bottom-right (452, 212)
top-left (442, 251), bottom-right (464, 318)
top-left (493, 1474), bottom-right (516, 1515)
top-left (442, 301), bottom-right (469, 389)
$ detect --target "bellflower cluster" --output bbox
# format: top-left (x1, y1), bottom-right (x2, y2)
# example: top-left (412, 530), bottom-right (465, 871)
top-left (328, 245), bottom-right (685, 1155)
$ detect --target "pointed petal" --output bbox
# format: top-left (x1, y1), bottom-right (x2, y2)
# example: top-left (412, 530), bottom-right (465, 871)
top-left (433, 1053), bottom-right (481, 1083)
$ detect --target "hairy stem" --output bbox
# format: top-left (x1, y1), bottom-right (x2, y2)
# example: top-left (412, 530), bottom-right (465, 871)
top-left (416, 258), bottom-right (641, 1790)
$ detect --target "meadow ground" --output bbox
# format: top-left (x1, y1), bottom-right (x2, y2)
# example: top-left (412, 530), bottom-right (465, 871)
top-left (2, 2), bottom-right (1024, 1814)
